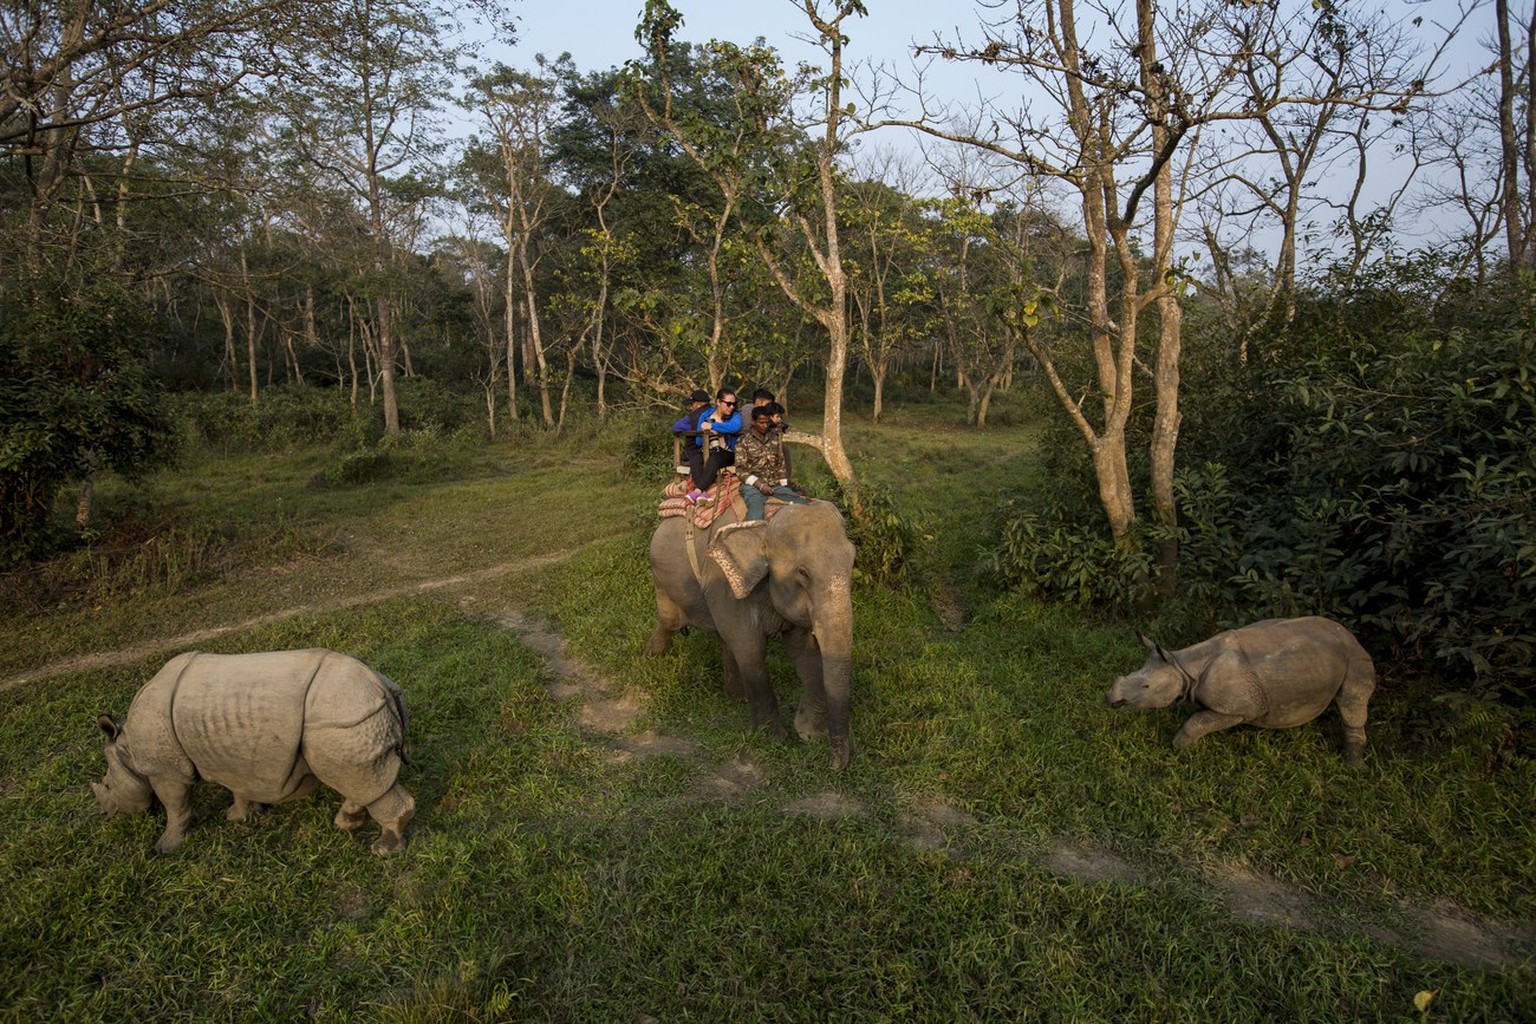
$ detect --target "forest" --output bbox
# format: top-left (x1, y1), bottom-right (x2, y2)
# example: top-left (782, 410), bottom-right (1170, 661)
top-left (2, 3), bottom-right (1535, 1018)
top-left (3, 0), bottom-right (1534, 711)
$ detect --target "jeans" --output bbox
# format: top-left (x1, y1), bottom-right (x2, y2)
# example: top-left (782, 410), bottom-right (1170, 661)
top-left (744, 483), bottom-right (807, 521)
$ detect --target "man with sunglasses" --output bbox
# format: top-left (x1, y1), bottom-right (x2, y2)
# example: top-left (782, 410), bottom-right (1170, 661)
top-left (689, 387), bottom-right (743, 501)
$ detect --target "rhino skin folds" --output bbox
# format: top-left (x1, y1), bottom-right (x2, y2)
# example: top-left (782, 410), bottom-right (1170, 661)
top-left (93, 649), bottom-right (414, 854)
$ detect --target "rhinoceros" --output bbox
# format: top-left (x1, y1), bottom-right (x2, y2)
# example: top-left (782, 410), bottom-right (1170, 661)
top-left (1105, 617), bottom-right (1376, 763)
top-left (93, 649), bottom-right (415, 854)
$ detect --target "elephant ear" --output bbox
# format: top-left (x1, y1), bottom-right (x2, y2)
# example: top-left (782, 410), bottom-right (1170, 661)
top-left (709, 521), bottom-right (770, 599)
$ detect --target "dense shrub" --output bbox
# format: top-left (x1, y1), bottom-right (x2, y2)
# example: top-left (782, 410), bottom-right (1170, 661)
top-left (985, 495), bottom-right (1152, 612)
top-left (178, 384), bottom-right (372, 452)
top-left (0, 273), bottom-right (180, 562)
top-left (838, 481), bottom-right (920, 589)
top-left (1185, 270), bottom-right (1535, 703)
top-left (179, 378), bottom-right (490, 455)
top-left (621, 414), bottom-right (681, 477)
top-left (394, 375), bottom-right (483, 432)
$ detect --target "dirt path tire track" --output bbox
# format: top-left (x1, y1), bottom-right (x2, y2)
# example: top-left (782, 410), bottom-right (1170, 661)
top-left (1, 549), bottom-right (578, 691)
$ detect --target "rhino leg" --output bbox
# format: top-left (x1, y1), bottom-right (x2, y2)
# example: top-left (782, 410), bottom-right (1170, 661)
top-left (226, 795), bottom-right (268, 822)
top-left (1172, 710), bottom-right (1246, 749)
top-left (1336, 681), bottom-right (1371, 765)
top-left (333, 799), bottom-right (368, 832)
top-left (151, 779), bottom-right (194, 854)
top-left (365, 784), bottom-right (415, 855)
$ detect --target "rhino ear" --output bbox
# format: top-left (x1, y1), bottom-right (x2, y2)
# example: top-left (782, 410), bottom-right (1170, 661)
top-left (710, 522), bottom-right (769, 600)
top-left (1137, 632), bottom-right (1171, 662)
top-left (97, 714), bottom-right (121, 742)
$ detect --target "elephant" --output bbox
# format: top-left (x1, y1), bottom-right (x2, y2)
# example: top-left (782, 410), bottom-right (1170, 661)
top-left (644, 498), bottom-right (856, 770)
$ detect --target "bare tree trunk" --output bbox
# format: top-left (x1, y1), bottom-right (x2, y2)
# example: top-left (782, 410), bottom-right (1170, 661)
top-left (520, 272), bottom-right (554, 425)
top-left (242, 250), bottom-right (260, 408)
top-left (377, 297), bottom-right (400, 433)
top-left (1498, 0), bottom-right (1525, 271)
top-left (284, 328), bottom-right (304, 384)
top-left (555, 345), bottom-right (578, 435)
top-left (1142, 0), bottom-right (1181, 593)
top-left (214, 289), bottom-right (238, 391)
top-left (504, 252), bottom-right (520, 421)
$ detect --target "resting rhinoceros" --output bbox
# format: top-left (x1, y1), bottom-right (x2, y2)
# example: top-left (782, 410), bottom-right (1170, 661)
top-left (1105, 617), bottom-right (1376, 762)
top-left (93, 649), bottom-right (414, 854)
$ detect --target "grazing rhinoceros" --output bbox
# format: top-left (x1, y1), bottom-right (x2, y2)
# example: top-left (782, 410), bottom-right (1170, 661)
top-left (93, 649), bottom-right (414, 854)
top-left (1105, 617), bottom-right (1376, 763)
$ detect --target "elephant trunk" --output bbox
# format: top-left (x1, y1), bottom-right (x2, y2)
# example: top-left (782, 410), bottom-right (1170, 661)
top-left (815, 605), bottom-right (854, 772)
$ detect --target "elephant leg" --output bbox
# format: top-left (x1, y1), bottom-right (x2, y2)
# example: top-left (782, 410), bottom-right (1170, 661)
top-left (720, 639), bottom-right (747, 701)
top-left (720, 631), bottom-right (786, 740)
top-left (1335, 679), bottom-right (1372, 765)
top-left (785, 628), bottom-right (828, 742)
top-left (644, 589), bottom-right (688, 656)
top-left (365, 783), bottom-right (415, 855)
top-left (1172, 710), bottom-right (1245, 749)
top-left (151, 778), bottom-right (194, 854)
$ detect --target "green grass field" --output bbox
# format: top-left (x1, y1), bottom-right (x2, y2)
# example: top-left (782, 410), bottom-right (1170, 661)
top-left (1, 397), bottom-right (1531, 1022)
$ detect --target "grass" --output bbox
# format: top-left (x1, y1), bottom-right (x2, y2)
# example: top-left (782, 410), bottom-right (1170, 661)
top-left (2, 397), bottom-right (1532, 1021)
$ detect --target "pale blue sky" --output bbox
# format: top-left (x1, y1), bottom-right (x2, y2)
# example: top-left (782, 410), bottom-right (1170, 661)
top-left (498, 0), bottom-right (962, 77)
top-left (482, 0), bottom-right (1498, 254)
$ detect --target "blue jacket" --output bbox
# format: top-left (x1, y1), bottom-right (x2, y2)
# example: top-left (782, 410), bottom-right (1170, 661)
top-left (703, 409), bottom-right (742, 451)
top-left (672, 406), bottom-right (709, 449)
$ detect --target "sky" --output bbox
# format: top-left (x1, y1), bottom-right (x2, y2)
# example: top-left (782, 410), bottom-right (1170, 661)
top-left (481, 0), bottom-right (1500, 255)
top-left (494, 0), bottom-right (962, 78)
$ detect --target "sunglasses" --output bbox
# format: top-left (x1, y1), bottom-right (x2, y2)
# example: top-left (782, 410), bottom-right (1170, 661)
top-left (723, 400), bottom-right (738, 407)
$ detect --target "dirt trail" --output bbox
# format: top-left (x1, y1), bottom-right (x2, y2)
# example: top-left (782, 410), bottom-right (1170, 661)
top-left (0, 550), bottom-right (576, 691)
top-left (8, 552), bottom-right (1529, 969)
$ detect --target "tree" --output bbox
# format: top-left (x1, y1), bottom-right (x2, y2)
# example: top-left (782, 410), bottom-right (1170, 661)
top-left (276, 0), bottom-right (463, 435)
top-left (890, 0), bottom-right (1193, 566)
top-left (0, 0), bottom-right (302, 267)
top-left (635, 0), bottom-right (867, 500)
top-left (842, 167), bottom-right (939, 422)
top-left (1494, 0), bottom-right (1536, 271)
top-left (1, 271), bottom-right (178, 560)
top-left (886, 0), bottom-right (1438, 593)
top-left (1188, 0), bottom-right (1452, 342)
top-left (464, 58), bottom-right (574, 427)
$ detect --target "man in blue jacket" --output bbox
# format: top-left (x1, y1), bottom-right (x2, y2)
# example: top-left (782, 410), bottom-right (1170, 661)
top-left (672, 388), bottom-right (711, 488)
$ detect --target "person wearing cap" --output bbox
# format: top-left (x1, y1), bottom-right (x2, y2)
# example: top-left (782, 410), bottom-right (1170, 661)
top-left (736, 404), bottom-right (809, 520)
top-left (690, 387), bottom-right (742, 501)
top-left (671, 388), bottom-right (712, 488)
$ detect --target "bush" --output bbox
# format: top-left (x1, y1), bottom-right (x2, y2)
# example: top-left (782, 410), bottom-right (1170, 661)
top-left (1175, 260), bottom-right (1536, 703)
top-left (178, 385), bottom-right (370, 453)
top-left (988, 256), bottom-right (1536, 707)
top-left (985, 496), bottom-right (1153, 613)
top-left (621, 414), bottom-right (681, 478)
top-left (0, 272), bottom-right (179, 562)
top-left (838, 481), bottom-right (921, 589)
